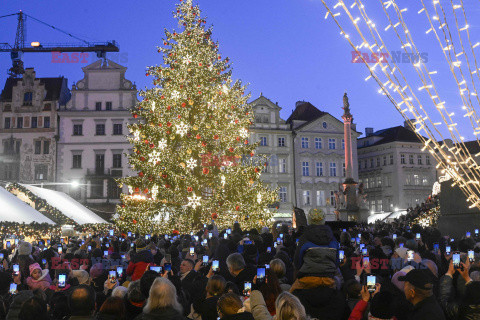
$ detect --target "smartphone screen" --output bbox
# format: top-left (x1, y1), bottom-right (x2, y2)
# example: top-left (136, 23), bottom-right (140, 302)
top-left (367, 275), bottom-right (376, 292)
top-left (257, 267), bottom-right (266, 279)
top-left (190, 247), bottom-right (195, 255)
top-left (393, 234), bottom-right (397, 240)
top-left (468, 250), bottom-right (475, 262)
top-left (280, 234), bottom-right (284, 239)
top-left (399, 243), bottom-right (404, 248)
top-left (212, 260), bottom-right (219, 271)
top-left (146, 234), bottom-right (150, 240)
top-left (243, 281), bottom-right (252, 296)
top-left (13, 264), bottom-right (19, 275)
top-left (416, 233), bottom-right (421, 240)
top-left (105, 243), bottom-right (109, 248)
top-left (109, 271), bottom-right (116, 283)
top-left (407, 250), bottom-right (414, 261)
top-left (58, 274), bottom-right (66, 288)
top-left (362, 248), bottom-right (368, 256)
top-left (351, 237), bottom-right (356, 244)
top-left (0, 253), bottom-right (4, 261)
top-left (117, 266), bottom-right (124, 278)
top-left (466, 232), bottom-right (471, 238)
top-left (363, 256), bottom-right (369, 266)
top-left (58, 246), bottom-right (62, 254)
top-left (14, 239), bottom-right (19, 245)
top-left (446, 246), bottom-right (451, 254)
top-left (131, 243), bottom-right (134, 248)
top-left (88, 245), bottom-right (92, 252)
top-left (6, 241), bottom-right (11, 249)
top-left (475, 229), bottom-right (479, 235)
top-left (359, 243), bottom-right (365, 250)
top-left (453, 253), bottom-right (461, 268)
top-left (128, 232), bottom-right (132, 237)
top-left (227, 229), bottom-right (231, 235)
top-left (267, 247), bottom-right (271, 253)
top-left (339, 250), bottom-right (345, 261)
top-left (150, 266), bottom-right (161, 273)
top-left (164, 263), bottom-right (172, 272)
top-left (9, 283), bottom-right (17, 294)
top-left (104, 251), bottom-right (108, 257)
top-left (433, 243), bottom-right (439, 251)
top-left (203, 255), bottom-right (209, 266)
top-left (109, 230), bottom-right (114, 237)
top-left (42, 258), bottom-right (47, 265)
top-left (223, 233), bottom-right (228, 239)
top-left (245, 240), bottom-right (252, 245)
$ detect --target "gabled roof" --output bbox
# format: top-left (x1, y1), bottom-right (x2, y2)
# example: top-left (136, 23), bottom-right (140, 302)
top-left (286, 101), bottom-right (327, 124)
top-left (359, 125), bottom-right (422, 148)
top-left (457, 140), bottom-right (480, 155)
top-left (0, 77), bottom-right (66, 102)
top-left (82, 59), bottom-right (126, 71)
top-left (249, 95), bottom-right (281, 110)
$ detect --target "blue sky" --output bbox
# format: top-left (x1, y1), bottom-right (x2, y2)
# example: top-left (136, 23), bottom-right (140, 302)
top-left (1, 0), bottom-right (478, 139)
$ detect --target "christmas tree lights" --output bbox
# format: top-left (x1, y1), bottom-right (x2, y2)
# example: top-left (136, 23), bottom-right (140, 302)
top-left (115, 0), bottom-right (277, 234)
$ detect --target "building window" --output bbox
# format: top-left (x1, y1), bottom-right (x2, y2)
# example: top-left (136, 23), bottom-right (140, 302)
top-left (260, 136), bottom-right (267, 146)
top-left (113, 124), bottom-right (123, 135)
top-left (96, 124), bottom-right (106, 135)
top-left (31, 117), bottom-right (37, 128)
top-left (34, 141), bottom-right (42, 154)
top-left (278, 137), bottom-right (285, 147)
top-left (301, 137), bottom-right (309, 148)
top-left (376, 200), bottom-right (383, 212)
top-left (365, 178), bottom-right (369, 189)
top-left (4, 117), bottom-right (10, 129)
top-left (323, 122), bottom-right (327, 128)
top-left (328, 138), bottom-right (336, 149)
top-left (330, 191), bottom-right (335, 206)
top-left (72, 155), bottom-right (82, 168)
top-left (73, 124), bottom-right (83, 136)
top-left (113, 154), bottom-right (122, 168)
top-left (383, 156), bottom-right (387, 166)
top-left (426, 155), bottom-right (431, 165)
top-left (406, 174), bottom-right (412, 185)
top-left (390, 155), bottom-right (394, 165)
top-left (43, 140), bottom-right (50, 154)
top-left (417, 155), bottom-right (422, 165)
top-left (44, 117), bottom-right (50, 128)
top-left (330, 162), bottom-right (337, 176)
top-left (370, 177), bottom-right (377, 188)
top-left (343, 163), bottom-right (346, 177)
top-left (409, 154), bottom-right (414, 164)
top-left (302, 162), bottom-right (309, 176)
top-left (34, 164), bottom-right (48, 180)
top-left (3, 104), bottom-right (11, 112)
top-left (370, 158), bottom-right (374, 168)
top-left (279, 158), bottom-right (287, 173)
top-left (342, 139), bottom-right (345, 150)
top-left (315, 138), bottom-right (322, 149)
top-left (279, 187), bottom-right (287, 203)
top-left (106, 101), bottom-right (112, 111)
top-left (358, 161), bottom-right (362, 171)
top-left (95, 102), bottom-right (102, 111)
top-left (400, 154), bottom-right (405, 164)
top-left (95, 154), bottom-right (105, 174)
top-left (303, 190), bottom-right (310, 205)
top-left (376, 158), bottom-right (380, 167)
top-left (423, 176), bottom-right (429, 185)
top-left (316, 190), bottom-right (325, 206)
top-left (23, 92), bottom-right (33, 105)
top-left (43, 103), bottom-right (51, 111)
top-left (364, 161), bottom-right (368, 169)
top-left (377, 176), bottom-right (382, 187)
top-left (17, 117), bottom-right (23, 129)
top-left (316, 162), bottom-right (323, 176)
top-left (414, 174), bottom-right (420, 185)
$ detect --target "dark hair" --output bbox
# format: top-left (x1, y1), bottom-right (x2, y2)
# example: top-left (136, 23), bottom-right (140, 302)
top-left (183, 258), bottom-right (195, 268)
top-left (140, 270), bottom-right (159, 298)
top-left (217, 292), bottom-right (243, 316)
top-left (463, 281), bottom-right (480, 305)
top-left (49, 292), bottom-right (70, 319)
top-left (259, 269), bottom-right (282, 315)
top-left (370, 291), bottom-right (394, 319)
top-left (206, 275), bottom-right (227, 296)
top-left (68, 284), bottom-right (96, 316)
top-left (98, 297), bottom-right (126, 320)
top-left (19, 297), bottom-right (49, 320)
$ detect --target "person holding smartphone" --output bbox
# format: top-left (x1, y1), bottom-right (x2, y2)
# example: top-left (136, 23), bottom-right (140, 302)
top-left (126, 238), bottom-right (154, 281)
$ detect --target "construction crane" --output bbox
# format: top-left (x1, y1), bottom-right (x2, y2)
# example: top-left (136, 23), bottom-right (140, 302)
top-left (0, 11), bottom-right (119, 77)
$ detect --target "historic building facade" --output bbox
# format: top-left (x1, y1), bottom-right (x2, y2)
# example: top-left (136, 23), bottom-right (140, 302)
top-left (250, 96), bottom-right (359, 220)
top-left (357, 122), bottom-right (437, 212)
top-left (0, 68), bottom-right (70, 183)
top-left (56, 59), bottom-right (137, 211)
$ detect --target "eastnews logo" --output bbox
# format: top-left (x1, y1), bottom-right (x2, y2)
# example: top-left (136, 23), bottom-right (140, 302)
top-left (50, 257), bottom-right (128, 269)
top-left (351, 51), bottom-right (428, 64)
top-left (350, 257), bottom-right (429, 270)
top-left (51, 52), bottom-right (128, 64)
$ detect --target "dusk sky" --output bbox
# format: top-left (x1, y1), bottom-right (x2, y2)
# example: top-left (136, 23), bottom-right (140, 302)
top-left (1, 0), bottom-right (478, 140)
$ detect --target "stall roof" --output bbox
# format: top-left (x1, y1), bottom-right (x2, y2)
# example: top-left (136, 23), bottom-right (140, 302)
top-left (22, 185), bottom-right (108, 225)
top-left (0, 187), bottom-right (55, 224)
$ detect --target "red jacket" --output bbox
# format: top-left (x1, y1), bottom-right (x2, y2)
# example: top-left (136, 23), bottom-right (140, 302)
top-left (126, 249), bottom-right (154, 281)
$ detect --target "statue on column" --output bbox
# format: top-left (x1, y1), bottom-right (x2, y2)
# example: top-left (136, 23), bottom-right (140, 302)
top-left (343, 92), bottom-right (352, 118)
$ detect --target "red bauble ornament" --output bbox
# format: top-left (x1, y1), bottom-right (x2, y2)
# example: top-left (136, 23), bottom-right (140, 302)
top-left (165, 184), bottom-right (171, 188)
top-left (211, 212), bottom-right (218, 220)
top-left (203, 168), bottom-right (209, 174)
top-left (235, 205), bottom-right (240, 211)
top-left (162, 174), bottom-right (167, 179)
top-left (139, 172), bottom-right (144, 177)
top-left (140, 157), bottom-right (145, 161)
top-left (229, 147), bottom-right (234, 152)
top-left (244, 140), bottom-right (248, 144)
top-left (181, 102), bottom-right (186, 107)
top-left (159, 123), bottom-right (162, 127)
top-left (166, 130), bottom-right (171, 134)
top-left (135, 187), bottom-right (140, 192)
top-left (167, 105), bottom-right (171, 110)
top-left (167, 122), bottom-right (172, 127)
top-left (196, 134), bottom-right (201, 139)
top-left (133, 219), bottom-right (137, 224)
top-left (187, 187), bottom-right (193, 192)
top-left (202, 141), bottom-right (207, 147)
top-left (250, 152), bottom-right (255, 157)
top-left (236, 137), bottom-right (240, 141)
top-left (177, 115), bottom-right (181, 119)
top-left (173, 229), bottom-right (179, 235)
top-left (143, 189), bottom-right (149, 194)
top-left (198, 91), bottom-right (201, 94)
top-left (213, 135), bottom-right (219, 140)
top-left (235, 119), bottom-right (239, 124)
top-left (136, 150), bottom-right (140, 154)
top-left (255, 168), bottom-right (260, 173)
top-left (146, 73), bottom-right (150, 77)
top-left (133, 114), bottom-right (138, 118)
top-left (150, 144), bottom-right (155, 149)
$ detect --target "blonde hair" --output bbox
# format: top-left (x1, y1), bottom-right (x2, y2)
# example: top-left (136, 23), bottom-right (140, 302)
top-left (270, 259), bottom-right (286, 279)
top-left (275, 292), bottom-right (307, 320)
top-left (144, 278), bottom-right (182, 314)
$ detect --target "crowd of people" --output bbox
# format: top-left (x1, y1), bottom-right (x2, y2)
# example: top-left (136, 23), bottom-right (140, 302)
top-left (0, 208), bottom-right (479, 320)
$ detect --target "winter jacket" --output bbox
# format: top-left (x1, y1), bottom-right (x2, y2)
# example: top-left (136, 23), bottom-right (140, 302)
top-left (221, 312), bottom-right (255, 320)
top-left (250, 290), bottom-right (272, 320)
top-left (348, 300), bottom-right (367, 320)
top-left (26, 269), bottom-right (52, 291)
top-left (192, 295), bottom-right (220, 320)
top-left (232, 266), bottom-right (256, 293)
top-left (134, 306), bottom-right (185, 320)
top-left (439, 275), bottom-right (480, 320)
top-left (127, 250), bottom-right (154, 281)
top-left (408, 295), bottom-right (445, 320)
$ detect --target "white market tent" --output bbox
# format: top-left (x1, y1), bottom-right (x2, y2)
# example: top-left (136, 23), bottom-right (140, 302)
top-left (0, 186), bottom-right (55, 224)
top-left (21, 184), bottom-right (108, 225)
top-left (367, 210), bottom-right (409, 224)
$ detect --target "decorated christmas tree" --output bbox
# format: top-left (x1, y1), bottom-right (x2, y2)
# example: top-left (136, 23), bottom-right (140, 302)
top-left (115, 0), bottom-right (278, 234)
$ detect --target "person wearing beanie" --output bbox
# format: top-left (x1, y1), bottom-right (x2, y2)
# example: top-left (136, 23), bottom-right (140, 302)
top-left (72, 269), bottom-right (90, 285)
top-left (26, 262), bottom-right (52, 291)
top-left (11, 241), bottom-right (35, 283)
top-left (126, 238), bottom-right (154, 281)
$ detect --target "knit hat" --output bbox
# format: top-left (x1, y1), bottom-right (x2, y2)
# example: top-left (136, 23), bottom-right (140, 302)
top-left (29, 263), bottom-right (42, 276)
top-left (18, 241), bottom-right (32, 256)
top-left (391, 271), bottom-right (407, 292)
top-left (136, 239), bottom-right (146, 252)
top-left (395, 247), bottom-right (408, 260)
top-left (89, 263), bottom-right (104, 279)
top-left (72, 270), bottom-right (90, 285)
top-left (308, 208), bottom-right (325, 225)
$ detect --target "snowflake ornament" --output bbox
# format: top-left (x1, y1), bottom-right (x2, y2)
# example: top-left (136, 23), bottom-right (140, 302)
top-left (151, 100), bottom-right (156, 112)
top-left (186, 158), bottom-right (197, 169)
top-left (257, 193), bottom-right (262, 204)
top-left (176, 121), bottom-right (189, 137)
top-left (187, 193), bottom-right (202, 209)
top-left (239, 128), bottom-right (248, 138)
top-left (158, 138), bottom-right (168, 150)
top-left (183, 55), bottom-right (192, 65)
top-left (151, 185), bottom-right (159, 200)
top-left (221, 175), bottom-right (226, 186)
top-left (149, 150), bottom-right (161, 164)
top-left (222, 84), bottom-right (229, 94)
top-left (171, 90), bottom-right (180, 100)
top-left (132, 129), bottom-right (140, 141)
top-left (128, 186), bottom-right (133, 194)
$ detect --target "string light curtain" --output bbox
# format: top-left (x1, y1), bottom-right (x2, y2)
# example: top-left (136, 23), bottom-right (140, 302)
top-left (321, 0), bottom-right (480, 209)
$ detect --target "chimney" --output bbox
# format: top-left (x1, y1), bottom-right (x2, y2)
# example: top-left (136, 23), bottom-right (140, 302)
top-left (365, 128), bottom-right (374, 136)
top-left (295, 100), bottom-right (306, 107)
top-left (404, 119), bottom-right (416, 131)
